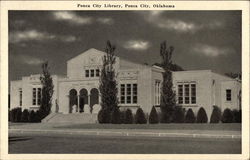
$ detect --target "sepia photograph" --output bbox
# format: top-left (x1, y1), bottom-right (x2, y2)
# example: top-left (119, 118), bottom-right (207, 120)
top-left (1, 1), bottom-right (249, 160)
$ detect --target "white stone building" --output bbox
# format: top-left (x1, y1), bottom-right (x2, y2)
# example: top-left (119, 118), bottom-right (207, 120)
top-left (10, 48), bottom-right (241, 122)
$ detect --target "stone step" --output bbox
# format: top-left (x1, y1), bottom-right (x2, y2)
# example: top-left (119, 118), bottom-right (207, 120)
top-left (43, 113), bottom-right (98, 124)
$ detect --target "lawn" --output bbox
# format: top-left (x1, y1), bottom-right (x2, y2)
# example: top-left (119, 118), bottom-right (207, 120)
top-left (54, 123), bottom-right (241, 131)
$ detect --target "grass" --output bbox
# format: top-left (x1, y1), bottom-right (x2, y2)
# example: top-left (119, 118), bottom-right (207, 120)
top-left (55, 123), bottom-right (241, 131)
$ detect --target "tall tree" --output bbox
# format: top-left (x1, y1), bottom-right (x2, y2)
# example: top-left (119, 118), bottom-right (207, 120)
top-left (99, 41), bottom-right (118, 123)
top-left (39, 61), bottom-right (54, 120)
top-left (160, 41), bottom-right (176, 123)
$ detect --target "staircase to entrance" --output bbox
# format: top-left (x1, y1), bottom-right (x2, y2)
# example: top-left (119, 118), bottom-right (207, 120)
top-left (42, 113), bottom-right (98, 124)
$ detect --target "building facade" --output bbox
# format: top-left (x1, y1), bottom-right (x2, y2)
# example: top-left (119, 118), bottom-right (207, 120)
top-left (10, 48), bottom-right (241, 122)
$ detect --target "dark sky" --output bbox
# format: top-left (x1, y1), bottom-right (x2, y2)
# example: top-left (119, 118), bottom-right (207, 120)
top-left (9, 11), bottom-right (242, 81)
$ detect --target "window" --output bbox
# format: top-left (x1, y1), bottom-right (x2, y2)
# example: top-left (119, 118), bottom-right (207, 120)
top-left (37, 88), bottom-right (42, 105)
top-left (126, 84), bottom-right (131, 104)
top-left (32, 88), bottom-right (36, 105)
top-left (90, 69), bottom-right (95, 77)
top-left (155, 81), bottom-right (161, 105)
top-left (133, 84), bottom-right (137, 103)
top-left (120, 84), bottom-right (125, 104)
top-left (178, 85), bottom-right (183, 104)
top-left (177, 83), bottom-right (196, 105)
top-left (32, 88), bottom-right (42, 105)
top-left (85, 70), bottom-right (89, 77)
top-left (226, 89), bottom-right (231, 101)
top-left (191, 84), bottom-right (196, 104)
top-left (96, 69), bottom-right (100, 77)
top-left (19, 88), bottom-right (22, 106)
top-left (120, 83), bottom-right (138, 104)
top-left (184, 84), bottom-right (190, 104)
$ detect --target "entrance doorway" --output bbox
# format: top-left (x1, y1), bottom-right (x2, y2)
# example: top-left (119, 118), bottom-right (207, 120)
top-left (79, 88), bottom-right (88, 113)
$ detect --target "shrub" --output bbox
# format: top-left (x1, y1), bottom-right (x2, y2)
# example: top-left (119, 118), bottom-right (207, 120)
top-left (172, 106), bottom-right (185, 123)
top-left (124, 109), bottom-right (133, 124)
top-left (28, 110), bottom-right (36, 122)
top-left (135, 108), bottom-right (147, 124)
top-left (15, 108), bottom-right (22, 122)
top-left (110, 107), bottom-right (121, 124)
top-left (149, 106), bottom-right (159, 124)
top-left (185, 108), bottom-right (196, 123)
top-left (98, 108), bottom-right (111, 124)
top-left (232, 109), bottom-right (241, 123)
top-left (21, 109), bottom-right (29, 122)
top-left (222, 108), bottom-right (234, 123)
top-left (196, 107), bottom-right (208, 123)
top-left (210, 105), bottom-right (221, 123)
top-left (120, 110), bottom-right (126, 124)
top-left (34, 110), bottom-right (42, 122)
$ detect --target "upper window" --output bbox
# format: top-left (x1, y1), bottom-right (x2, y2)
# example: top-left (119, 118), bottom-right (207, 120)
top-left (96, 69), bottom-right (100, 77)
top-left (177, 83), bottom-right (196, 105)
top-left (85, 68), bottom-right (100, 78)
top-left (226, 89), bottom-right (231, 101)
top-left (85, 70), bottom-right (89, 77)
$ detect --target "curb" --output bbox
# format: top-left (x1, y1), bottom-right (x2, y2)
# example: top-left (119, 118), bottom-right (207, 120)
top-left (9, 129), bottom-right (241, 139)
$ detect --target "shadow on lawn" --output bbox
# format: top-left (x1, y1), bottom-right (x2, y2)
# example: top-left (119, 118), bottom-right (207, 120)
top-left (9, 136), bottom-right (32, 143)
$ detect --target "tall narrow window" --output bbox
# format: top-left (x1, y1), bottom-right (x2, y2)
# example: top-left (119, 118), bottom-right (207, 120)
top-left (120, 84), bottom-right (125, 104)
top-left (133, 84), bottom-right (137, 104)
top-left (19, 88), bottom-right (22, 106)
top-left (96, 69), bottom-right (100, 77)
top-left (90, 69), bottom-right (95, 77)
top-left (184, 84), bottom-right (190, 104)
top-left (226, 89), bottom-right (231, 101)
top-left (191, 84), bottom-right (196, 104)
top-left (37, 88), bottom-right (42, 105)
top-left (155, 81), bottom-right (161, 105)
top-left (32, 88), bottom-right (36, 105)
top-left (85, 70), bottom-right (89, 77)
top-left (126, 84), bottom-right (131, 104)
top-left (178, 85), bottom-right (183, 104)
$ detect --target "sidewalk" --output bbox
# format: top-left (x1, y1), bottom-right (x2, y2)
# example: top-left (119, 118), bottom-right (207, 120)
top-left (9, 123), bottom-right (241, 139)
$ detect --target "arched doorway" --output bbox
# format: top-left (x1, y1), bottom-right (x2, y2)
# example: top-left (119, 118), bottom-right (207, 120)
top-left (90, 88), bottom-right (99, 113)
top-left (79, 88), bottom-right (88, 113)
top-left (69, 89), bottom-right (77, 113)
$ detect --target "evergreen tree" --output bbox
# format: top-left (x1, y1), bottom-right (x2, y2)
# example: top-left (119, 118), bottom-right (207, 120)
top-left (99, 41), bottom-right (118, 123)
top-left (185, 108), bottom-right (196, 123)
top-left (221, 108), bottom-right (234, 123)
top-left (172, 106), bottom-right (185, 123)
top-left (124, 109), bottom-right (133, 124)
top-left (196, 107), bottom-right (208, 123)
top-left (210, 105), bottom-right (221, 123)
top-left (110, 107), bottom-right (121, 124)
top-left (159, 41), bottom-right (176, 123)
top-left (135, 108), bottom-right (147, 124)
top-left (39, 61), bottom-right (54, 120)
top-left (149, 106), bottom-right (159, 124)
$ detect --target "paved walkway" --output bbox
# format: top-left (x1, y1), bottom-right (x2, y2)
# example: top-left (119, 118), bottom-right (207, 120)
top-left (9, 123), bottom-right (241, 139)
